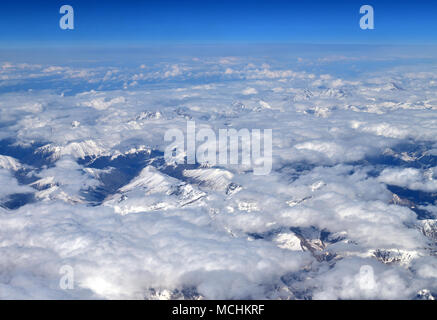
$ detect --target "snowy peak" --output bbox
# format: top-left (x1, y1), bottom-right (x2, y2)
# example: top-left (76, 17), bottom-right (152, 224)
top-left (119, 166), bottom-right (176, 194)
top-left (36, 140), bottom-right (107, 160)
top-left (0, 155), bottom-right (22, 171)
top-left (182, 168), bottom-right (236, 193)
top-left (105, 165), bottom-right (206, 214)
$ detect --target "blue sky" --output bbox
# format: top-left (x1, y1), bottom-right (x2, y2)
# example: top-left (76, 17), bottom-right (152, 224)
top-left (0, 0), bottom-right (436, 47)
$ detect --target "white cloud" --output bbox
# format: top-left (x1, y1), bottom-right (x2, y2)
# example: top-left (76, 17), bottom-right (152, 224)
top-left (379, 168), bottom-right (437, 192)
top-left (1, 48), bottom-right (437, 300)
top-left (242, 87), bottom-right (258, 95)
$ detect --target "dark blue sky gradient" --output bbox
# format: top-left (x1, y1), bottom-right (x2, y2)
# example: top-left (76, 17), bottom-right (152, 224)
top-left (0, 0), bottom-right (436, 46)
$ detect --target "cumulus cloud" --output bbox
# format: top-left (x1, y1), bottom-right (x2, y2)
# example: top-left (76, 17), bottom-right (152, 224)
top-left (1, 46), bottom-right (437, 300)
top-left (378, 168), bottom-right (437, 192)
top-left (242, 87), bottom-right (258, 95)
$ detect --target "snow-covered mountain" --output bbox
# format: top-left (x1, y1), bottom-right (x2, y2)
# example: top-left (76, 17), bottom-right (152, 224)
top-left (1, 46), bottom-right (437, 300)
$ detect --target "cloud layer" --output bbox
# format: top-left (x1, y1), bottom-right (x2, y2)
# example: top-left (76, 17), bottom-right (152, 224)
top-left (0, 47), bottom-right (437, 299)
